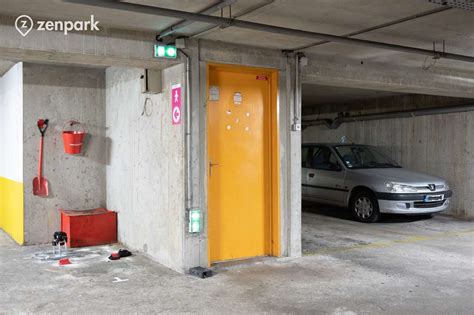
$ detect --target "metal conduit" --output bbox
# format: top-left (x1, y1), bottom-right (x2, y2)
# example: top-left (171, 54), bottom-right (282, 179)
top-left (190, 0), bottom-right (275, 38)
top-left (157, 0), bottom-right (237, 40)
top-left (293, 6), bottom-right (452, 51)
top-left (179, 49), bottom-right (193, 210)
top-left (302, 103), bottom-right (474, 129)
top-left (293, 53), bottom-right (301, 130)
top-left (65, 0), bottom-right (474, 63)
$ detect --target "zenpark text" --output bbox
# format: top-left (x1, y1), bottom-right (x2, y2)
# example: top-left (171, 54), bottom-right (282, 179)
top-left (15, 15), bottom-right (100, 37)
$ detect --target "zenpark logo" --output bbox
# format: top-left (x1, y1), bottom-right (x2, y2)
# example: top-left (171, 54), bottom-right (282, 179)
top-left (15, 14), bottom-right (100, 37)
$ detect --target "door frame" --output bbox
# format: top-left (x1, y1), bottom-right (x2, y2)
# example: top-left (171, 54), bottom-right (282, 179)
top-left (206, 62), bottom-right (280, 263)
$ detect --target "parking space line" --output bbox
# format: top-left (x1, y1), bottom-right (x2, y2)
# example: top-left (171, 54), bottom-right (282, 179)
top-left (303, 229), bottom-right (474, 256)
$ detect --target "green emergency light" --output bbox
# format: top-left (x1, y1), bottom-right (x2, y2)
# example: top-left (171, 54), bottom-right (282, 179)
top-left (189, 209), bottom-right (201, 233)
top-left (154, 44), bottom-right (177, 59)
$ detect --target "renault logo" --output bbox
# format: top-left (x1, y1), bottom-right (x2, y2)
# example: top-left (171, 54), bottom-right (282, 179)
top-left (428, 184), bottom-right (436, 191)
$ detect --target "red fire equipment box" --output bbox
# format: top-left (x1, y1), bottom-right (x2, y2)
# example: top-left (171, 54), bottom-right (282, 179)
top-left (60, 208), bottom-right (117, 248)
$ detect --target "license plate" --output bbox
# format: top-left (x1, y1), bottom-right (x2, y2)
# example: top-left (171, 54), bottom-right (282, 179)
top-left (424, 194), bottom-right (444, 202)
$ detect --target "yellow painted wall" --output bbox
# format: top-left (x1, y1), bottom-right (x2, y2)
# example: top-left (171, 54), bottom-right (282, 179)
top-left (0, 176), bottom-right (24, 244)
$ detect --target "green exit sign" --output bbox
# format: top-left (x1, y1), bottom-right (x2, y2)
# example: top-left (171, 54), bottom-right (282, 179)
top-left (189, 209), bottom-right (201, 233)
top-left (154, 44), bottom-right (177, 59)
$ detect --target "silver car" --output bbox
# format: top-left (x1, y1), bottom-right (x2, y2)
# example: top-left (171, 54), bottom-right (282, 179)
top-left (302, 143), bottom-right (452, 222)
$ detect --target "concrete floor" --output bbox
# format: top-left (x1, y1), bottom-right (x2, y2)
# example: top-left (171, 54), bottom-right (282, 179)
top-left (1, 208), bottom-right (473, 314)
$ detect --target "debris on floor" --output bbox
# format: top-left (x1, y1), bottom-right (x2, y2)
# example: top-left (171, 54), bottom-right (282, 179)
top-left (52, 231), bottom-right (68, 257)
top-left (108, 249), bottom-right (132, 261)
top-left (112, 277), bottom-right (129, 283)
top-left (34, 246), bottom-right (106, 263)
top-left (189, 266), bottom-right (213, 279)
top-left (58, 258), bottom-right (71, 265)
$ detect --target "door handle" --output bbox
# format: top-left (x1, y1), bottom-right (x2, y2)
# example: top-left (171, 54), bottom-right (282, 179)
top-left (209, 161), bottom-right (219, 176)
top-left (308, 173), bottom-right (315, 178)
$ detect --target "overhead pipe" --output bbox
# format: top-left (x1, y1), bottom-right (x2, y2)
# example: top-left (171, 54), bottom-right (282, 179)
top-left (157, 0), bottom-right (237, 40)
top-left (295, 53), bottom-right (300, 128)
top-left (191, 0), bottom-right (274, 38)
top-left (302, 103), bottom-right (474, 129)
top-left (293, 6), bottom-right (452, 51)
top-left (65, 0), bottom-right (474, 63)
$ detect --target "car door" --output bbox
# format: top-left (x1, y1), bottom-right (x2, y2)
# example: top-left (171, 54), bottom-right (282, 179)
top-left (304, 146), bottom-right (346, 205)
top-left (301, 146), bottom-right (311, 198)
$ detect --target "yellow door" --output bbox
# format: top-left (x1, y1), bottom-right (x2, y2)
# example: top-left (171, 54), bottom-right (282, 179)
top-left (208, 65), bottom-right (275, 263)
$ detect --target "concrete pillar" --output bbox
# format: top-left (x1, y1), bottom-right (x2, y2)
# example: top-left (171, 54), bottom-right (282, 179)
top-left (284, 54), bottom-right (302, 257)
top-left (182, 40), bottom-right (207, 270)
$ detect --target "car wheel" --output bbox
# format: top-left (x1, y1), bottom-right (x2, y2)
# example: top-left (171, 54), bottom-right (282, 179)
top-left (350, 190), bottom-right (380, 223)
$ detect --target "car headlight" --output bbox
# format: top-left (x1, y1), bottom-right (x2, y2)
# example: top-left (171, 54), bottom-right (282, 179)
top-left (444, 183), bottom-right (450, 190)
top-left (385, 182), bottom-right (417, 193)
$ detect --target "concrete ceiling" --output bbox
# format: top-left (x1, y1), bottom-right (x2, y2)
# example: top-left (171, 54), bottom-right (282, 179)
top-left (0, 60), bottom-right (15, 76)
top-left (0, 0), bottom-right (210, 31)
top-left (302, 83), bottom-right (407, 107)
top-left (0, 0), bottom-right (473, 72)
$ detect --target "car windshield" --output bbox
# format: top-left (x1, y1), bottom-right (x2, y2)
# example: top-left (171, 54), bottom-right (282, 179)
top-left (334, 145), bottom-right (401, 169)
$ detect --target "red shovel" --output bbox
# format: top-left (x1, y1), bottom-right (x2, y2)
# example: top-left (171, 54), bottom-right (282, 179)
top-left (33, 119), bottom-right (49, 197)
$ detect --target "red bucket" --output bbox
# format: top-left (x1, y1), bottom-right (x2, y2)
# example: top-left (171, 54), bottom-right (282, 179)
top-left (62, 121), bottom-right (86, 155)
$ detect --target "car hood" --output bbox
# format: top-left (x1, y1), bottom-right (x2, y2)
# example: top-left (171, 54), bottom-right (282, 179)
top-left (350, 168), bottom-right (446, 185)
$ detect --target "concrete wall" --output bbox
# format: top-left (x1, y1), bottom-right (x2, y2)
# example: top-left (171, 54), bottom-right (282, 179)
top-left (303, 99), bottom-right (474, 217)
top-left (2, 9), bottom-right (474, 263)
top-left (23, 63), bottom-right (106, 244)
top-left (0, 26), bottom-right (304, 269)
top-left (0, 62), bottom-right (24, 244)
top-left (106, 65), bottom-right (185, 272)
top-left (0, 28), bottom-right (303, 271)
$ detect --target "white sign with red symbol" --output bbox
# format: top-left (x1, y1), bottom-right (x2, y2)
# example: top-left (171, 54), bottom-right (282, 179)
top-left (171, 84), bottom-right (182, 125)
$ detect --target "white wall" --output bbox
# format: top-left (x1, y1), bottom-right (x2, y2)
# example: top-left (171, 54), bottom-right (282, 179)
top-left (303, 112), bottom-right (474, 217)
top-left (106, 66), bottom-right (185, 272)
top-left (0, 62), bottom-right (23, 182)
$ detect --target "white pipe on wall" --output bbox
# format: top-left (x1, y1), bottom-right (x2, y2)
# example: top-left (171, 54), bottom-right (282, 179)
top-left (179, 49), bottom-right (193, 211)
